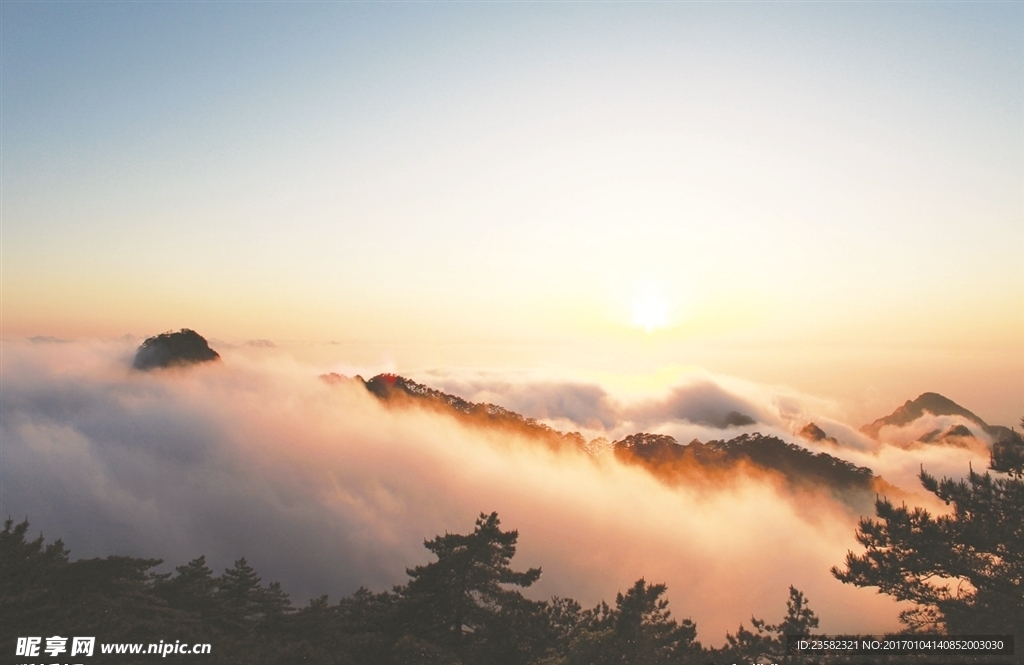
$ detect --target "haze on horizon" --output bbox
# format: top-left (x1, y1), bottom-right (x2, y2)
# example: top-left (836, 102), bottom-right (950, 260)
top-left (2, 6), bottom-right (1022, 427)
top-left (2, 4), bottom-right (1022, 655)
top-left (4, 2), bottom-right (1019, 422)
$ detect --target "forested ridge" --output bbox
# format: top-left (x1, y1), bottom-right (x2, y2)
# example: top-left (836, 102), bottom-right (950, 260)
top-left (352, 373), bottom-right (882, 504)
top-left (358, 373), bottom-right (588, 452)
top-left (613, 432), bottom-right (876, 495)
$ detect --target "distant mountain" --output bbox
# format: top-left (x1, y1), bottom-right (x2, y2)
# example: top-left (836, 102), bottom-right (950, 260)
top-left (132, 329), bottom-right (220, 370)
top-left (359, 374), bottom-right (586, 451)
top-left (860, 392), bottom-right (1013, 443)
top-left (798, 422), bottom-right (838, 445)
top-left (613, 432), bottom-right (876, 499)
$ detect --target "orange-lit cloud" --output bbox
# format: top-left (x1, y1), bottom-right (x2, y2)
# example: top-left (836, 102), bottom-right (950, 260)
top-left (3, 338), bottom-right (1004, 644)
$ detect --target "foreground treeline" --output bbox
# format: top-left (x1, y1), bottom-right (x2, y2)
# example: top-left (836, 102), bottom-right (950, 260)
top-left (2, 512), bottom-right (820, 665)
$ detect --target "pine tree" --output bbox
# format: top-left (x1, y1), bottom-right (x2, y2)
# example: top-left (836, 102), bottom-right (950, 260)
top-left (1, 518), bottom-right (182, 662)
top-left (832, 463), bottom-right (1024, 636)
top-left (215, 556), bottom-right (294, 631)
top-left (0, 519), bottom-right (70, 652)
top-left (218, 557), bottom-right (265, 625)
top-left (722, 586), bottom-right (819, 664)
top-left (990, 418), bottom-right (1024, 477)
top-left (398, 512), bottom-right (544, 663)
top-left (753, 586), bottom-right (819, 640)
top-left (612, 579), bottom-right (701, 665)
top-left (154, 556), bottom-right (219, 618)
top-left (558, 580), bottom-right (701, 665)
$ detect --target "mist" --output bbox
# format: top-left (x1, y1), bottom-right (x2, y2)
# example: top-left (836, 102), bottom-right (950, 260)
top-left (2, 338), bottom-right (999, 644)
top-left (419, 368), bottom-right (993, 492)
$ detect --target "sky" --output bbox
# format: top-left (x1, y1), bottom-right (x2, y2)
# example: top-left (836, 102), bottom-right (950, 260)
top-left (3, 2), bottom-right (1023, 424)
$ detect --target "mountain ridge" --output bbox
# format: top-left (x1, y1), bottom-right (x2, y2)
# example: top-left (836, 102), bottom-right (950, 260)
top-left (317, 372), bottom-right (1013, 507)
top-left (612, 431), bottom-right (878, 501)
top-left (357, 373), bottom-right (588, 452)
top-left (347, 373), bottom-right (883, 504)
top-left (860, 392), bottom-right (1012, 443)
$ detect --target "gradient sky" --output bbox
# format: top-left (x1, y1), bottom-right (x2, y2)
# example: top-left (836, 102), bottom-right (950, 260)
top-left (2, 2), bottom-right (1022, 424)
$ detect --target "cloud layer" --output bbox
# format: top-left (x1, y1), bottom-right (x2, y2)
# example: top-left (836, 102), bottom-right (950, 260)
top-left (2, 339), bottom-right (998, 643)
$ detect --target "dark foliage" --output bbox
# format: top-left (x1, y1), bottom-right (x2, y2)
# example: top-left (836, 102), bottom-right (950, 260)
top-left (990, 419), bottom-right (1024, 477)
top-left (0, 518), bottom-right (181, 664)
top-left (614, 432), bottom-right (876, 494)
top-left (397, 511), bottom-right (546, 664)
top-left (1, 514), bottom-right (719, 665)
top-left (718, 586), bottom-right (819, 663)
top-left (1, 518), bottom-right (72, 648)
top-left (832, 453), bottom-right (1024, 637)
top-left (132, 329), bottom-right (220, 370)
top-left (362, 374), bottom-right (586, 451)
top-left (34, 507), bottom-right (1003, 665)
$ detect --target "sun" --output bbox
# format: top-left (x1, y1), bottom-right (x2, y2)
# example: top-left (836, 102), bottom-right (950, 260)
top-left (630, 294), bottom-right (670, 333)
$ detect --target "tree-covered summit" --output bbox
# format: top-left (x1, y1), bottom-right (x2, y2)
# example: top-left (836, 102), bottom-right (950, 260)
top-left (132, 329), bottom-right (220, 370)
top-left (614, 432), bottom-right (876, 495)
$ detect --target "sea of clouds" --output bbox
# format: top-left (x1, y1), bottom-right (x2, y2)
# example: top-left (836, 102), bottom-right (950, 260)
top-left (0, 338), bottom-right (997, 644)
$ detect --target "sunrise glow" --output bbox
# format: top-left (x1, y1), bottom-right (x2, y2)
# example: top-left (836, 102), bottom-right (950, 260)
top-left (631, 293), bottom-right (671, 333)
